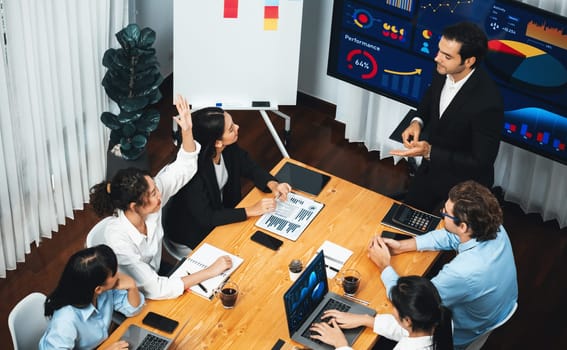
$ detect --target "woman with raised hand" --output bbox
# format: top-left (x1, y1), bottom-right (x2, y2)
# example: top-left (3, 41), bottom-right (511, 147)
top-left (310, 275), bottom-right (453, 350)
top-left (89, 95), bottom-right (232, 300)
top-left (162, 106), bottom-right (291, 250)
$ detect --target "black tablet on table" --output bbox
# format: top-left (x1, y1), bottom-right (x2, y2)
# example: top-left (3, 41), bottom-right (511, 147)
top-left (275, 162), bottom-right (330, 196)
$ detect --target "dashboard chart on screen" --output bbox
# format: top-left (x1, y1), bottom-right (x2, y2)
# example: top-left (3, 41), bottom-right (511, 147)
top-left (328, 0), bottom-right (567, 165)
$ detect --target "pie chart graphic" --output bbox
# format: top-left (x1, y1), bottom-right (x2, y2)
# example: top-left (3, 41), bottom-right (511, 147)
top-left (486, 40), bottom-right (567, 88)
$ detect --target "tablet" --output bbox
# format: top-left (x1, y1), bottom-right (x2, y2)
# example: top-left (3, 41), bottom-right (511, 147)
top-left (275, 162), bottom-right (330, 196)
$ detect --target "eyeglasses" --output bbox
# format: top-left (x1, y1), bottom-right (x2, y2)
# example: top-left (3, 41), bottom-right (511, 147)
top-left (440, 206), bottom-right (459, 223)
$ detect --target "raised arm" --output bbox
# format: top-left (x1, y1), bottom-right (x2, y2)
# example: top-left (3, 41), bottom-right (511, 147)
top-left (174, 94), bottom-right (196, 153)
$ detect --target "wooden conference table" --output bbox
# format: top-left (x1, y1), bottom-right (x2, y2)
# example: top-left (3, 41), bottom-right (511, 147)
top-left (100, 158), bottom-right (441, 349)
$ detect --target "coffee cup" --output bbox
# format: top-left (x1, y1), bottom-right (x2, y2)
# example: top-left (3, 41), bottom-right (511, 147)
top-left (216, 281), bottom-right (239, 309)
top-left (336, 269), bottom-right (361, 296)
top-left (288, 259), bottom-right (303, 281)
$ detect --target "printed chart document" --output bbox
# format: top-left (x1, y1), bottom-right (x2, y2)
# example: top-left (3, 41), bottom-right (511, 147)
top-left (169, 243), bottom-right (243, 299)
top-left (255, 192), bottom-right (324, 241)
top-left (317, 240), bottom-right (353, 278)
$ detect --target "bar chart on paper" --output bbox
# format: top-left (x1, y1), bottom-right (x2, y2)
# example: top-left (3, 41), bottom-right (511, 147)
top-left (255, 192), bottom-right (324, 241)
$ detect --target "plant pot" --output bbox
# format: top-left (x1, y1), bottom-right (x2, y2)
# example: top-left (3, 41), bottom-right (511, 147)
top-left (106, 148), bottom-right (150, 180)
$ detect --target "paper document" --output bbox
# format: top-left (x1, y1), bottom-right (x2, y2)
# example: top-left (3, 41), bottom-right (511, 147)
top-left (317, 240), bottom-right (353, 278)
top-left (255, 192), bottom-right (324, 241)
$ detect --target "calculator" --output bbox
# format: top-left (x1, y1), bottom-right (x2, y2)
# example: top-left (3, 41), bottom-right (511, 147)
top-left (391, 204), bottom-right (436, 233)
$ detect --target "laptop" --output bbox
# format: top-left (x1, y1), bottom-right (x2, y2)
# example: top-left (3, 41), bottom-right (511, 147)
top-left (275, 162), bottom-right (331, 196)
top-left (119, 316), bottom-right (190, 350)
top-left (283, 251), bottom-right (376, 350)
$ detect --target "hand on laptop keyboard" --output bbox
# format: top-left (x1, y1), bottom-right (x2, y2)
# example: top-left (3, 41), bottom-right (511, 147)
top-left (308, 318), bottom-right (349, 348)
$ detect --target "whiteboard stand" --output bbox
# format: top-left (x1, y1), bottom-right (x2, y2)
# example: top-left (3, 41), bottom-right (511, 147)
top-left (259, 109), bottom-right (290, 158)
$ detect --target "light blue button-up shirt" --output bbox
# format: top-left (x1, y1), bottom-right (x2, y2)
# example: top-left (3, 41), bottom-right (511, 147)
top-left (381, 225), bottom-right (518, 348)
top-left (39, 289), bottom-right (145, 350)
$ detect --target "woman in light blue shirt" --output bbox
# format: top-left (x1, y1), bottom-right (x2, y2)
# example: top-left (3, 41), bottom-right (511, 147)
top-left (39, 244), bottom-right (145, 350)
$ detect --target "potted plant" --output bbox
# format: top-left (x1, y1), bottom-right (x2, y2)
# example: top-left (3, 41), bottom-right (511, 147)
top-left (100, 23), bottom-right (163, 178)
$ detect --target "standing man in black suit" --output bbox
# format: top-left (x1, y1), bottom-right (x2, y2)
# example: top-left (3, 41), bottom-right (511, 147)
top-left (391, 21), bottom-right (504, 213)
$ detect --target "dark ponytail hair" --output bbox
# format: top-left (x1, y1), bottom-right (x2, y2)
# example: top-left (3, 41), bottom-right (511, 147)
top-left (44, 245), bottom-right (118, 317)
top-left (191, 107), bottom-right (226, 165)
top-left (89, 167), bottom-right (151, 217)
top-left (390, 276), bottom-right (453, 350)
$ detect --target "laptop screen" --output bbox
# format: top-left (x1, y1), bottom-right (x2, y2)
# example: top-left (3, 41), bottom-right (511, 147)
top-left (275, 162), bottom-right (331, 196)
top-left (283, 251), bottom-right (329, 336)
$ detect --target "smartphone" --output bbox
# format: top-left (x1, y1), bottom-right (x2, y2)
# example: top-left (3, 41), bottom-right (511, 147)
top-left (381, 230), bottom-right (413, 241)
top-left (251, 230), bottom-right (283, 251)
top-left (142, 311), bottom-right (179, 333)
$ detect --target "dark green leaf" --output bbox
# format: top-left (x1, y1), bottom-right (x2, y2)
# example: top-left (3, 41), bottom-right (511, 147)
top-left (102, 49), bottom-right (119, 68)
top-left (121, 145), bottom-right (145, 160)
top-left (122, 123), bottom-right (136, 137)
top-left (120, 137), bottom-right (132, 150)
top-left (137, 109), bottom-right (160, 132)
top-left (139, 27), bottom-right (156, 48)
top-left (109, 129), bottom-right (121, 145)
top-left (148, 89), bottom-right (162, 105)
top-left (117, 110), bottom-right (142, 123)
top-left (131, 134), bottom-right (148, 148)
top-left (101, 112), bottom-right (121, 129)
top-left (120, 96), bottom-right (149, 112)
top-left (116, 24), bottom-right (140, 50)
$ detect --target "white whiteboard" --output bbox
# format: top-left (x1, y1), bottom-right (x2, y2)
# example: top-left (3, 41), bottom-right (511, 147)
top-left (173, 0), bottom-right (303, 109)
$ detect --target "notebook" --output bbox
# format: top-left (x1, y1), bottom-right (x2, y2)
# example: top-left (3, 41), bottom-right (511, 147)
top-left (255, 191), bottom-right (324, 241)
top-left (169, 243), bottom-right (244, 299)
top-left (283, 251), bottom-right (376, 350)
top-left (275, 162), bottom-right (331, 196)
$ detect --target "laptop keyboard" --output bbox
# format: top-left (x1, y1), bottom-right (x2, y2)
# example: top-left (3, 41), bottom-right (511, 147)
top-left (301, 298), bottom-right (351, 343)
top-left (136, 334), bottom-right (169, 350)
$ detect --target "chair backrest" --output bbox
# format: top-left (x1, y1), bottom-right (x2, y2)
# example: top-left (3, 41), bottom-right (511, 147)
top-left (163, 237), bottom-right (192, 261)
top-left (8, 292), bottom-right (49, 350)
top-left (465, 302), bottom-right (518, 350)
top-left (86, 216), bottom-right (113, 248)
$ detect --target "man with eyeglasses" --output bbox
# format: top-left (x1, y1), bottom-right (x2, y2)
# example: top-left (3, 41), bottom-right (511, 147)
top-left (368, 180), bottom-right (518, 349)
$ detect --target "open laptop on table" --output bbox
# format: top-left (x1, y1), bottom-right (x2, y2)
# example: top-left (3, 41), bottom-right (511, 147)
top-left (119, 315), bottom-right (190, 350)
top-left (283, 250), bottom-right (376, 350)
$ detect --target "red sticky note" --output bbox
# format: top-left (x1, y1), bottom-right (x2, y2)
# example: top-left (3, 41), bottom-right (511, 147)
top-left (224, 0), bottom-right (238, 18)
top-left (264, 6), bottom-right (279, 19)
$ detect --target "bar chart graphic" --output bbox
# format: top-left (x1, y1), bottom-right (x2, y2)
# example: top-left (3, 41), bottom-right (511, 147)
top-left (503, 108), bottom-right (567, 153)
top-left (256, 192), bottom-right (324, 241)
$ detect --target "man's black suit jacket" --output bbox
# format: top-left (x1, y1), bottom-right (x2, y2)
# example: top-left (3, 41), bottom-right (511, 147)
top-left (404, 68), bottom-right (504, 212)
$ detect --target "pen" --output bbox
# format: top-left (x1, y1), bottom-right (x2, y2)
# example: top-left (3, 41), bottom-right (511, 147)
top-left (342, 293), bottom-right (370, 306)
top-left (326, 265), bottom-right (339, 272)
top-left (187, 271), bottom-right (208, 294)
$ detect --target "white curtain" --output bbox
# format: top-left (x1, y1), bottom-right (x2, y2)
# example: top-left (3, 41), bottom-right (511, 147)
top-left (0, 0), bottom-right (128, 278)
top-left (334, 0), bottom-right (567, 228)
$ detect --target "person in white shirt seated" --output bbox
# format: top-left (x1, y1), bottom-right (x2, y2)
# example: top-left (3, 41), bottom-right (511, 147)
top-left (39, 244), bottom-right (144, 350)
top-left (309, 275), bottom-right (453, 350)
top-left (89, 95), bottom-right (232, 300)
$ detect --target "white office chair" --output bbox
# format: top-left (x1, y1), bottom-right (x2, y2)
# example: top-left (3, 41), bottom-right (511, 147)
top-left (85, 216), bottom-right (113, 248)
top-left (8, 292), bottom-right (49, 350)
top-left (465, 302), bottom-right (518, 350)
top-left (163, 237), bottom-right (192, 261)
